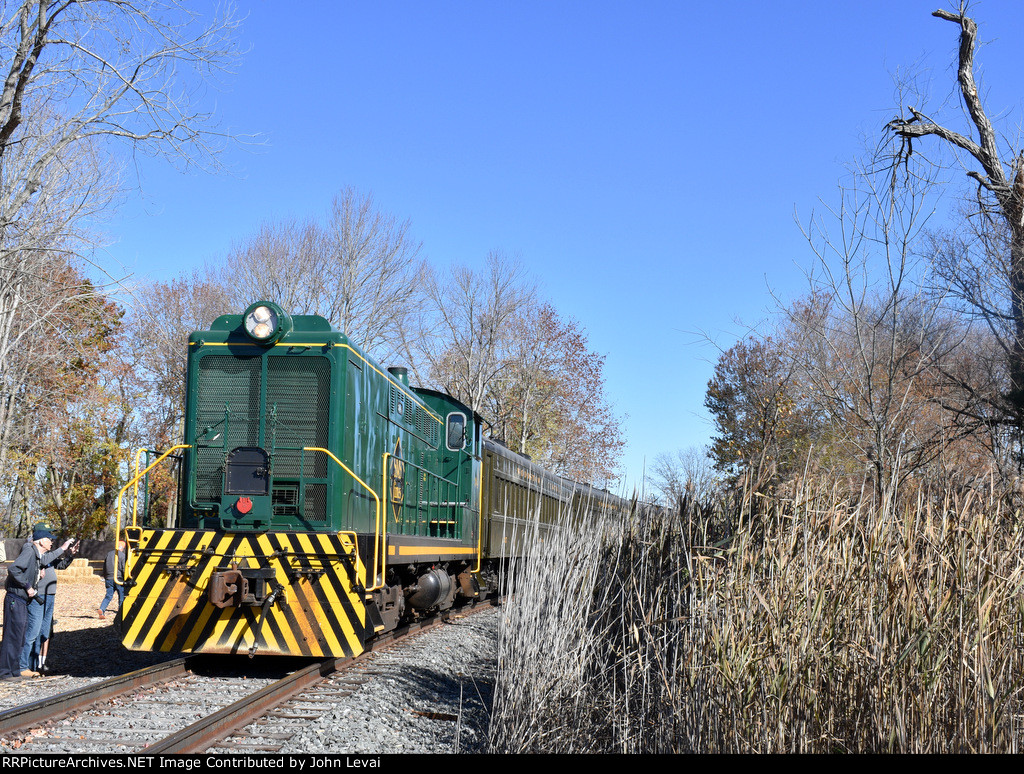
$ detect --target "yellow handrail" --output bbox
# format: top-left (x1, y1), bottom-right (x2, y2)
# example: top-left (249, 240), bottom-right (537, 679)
top-left (474, 462), bottom-right (483, 574)
top-left (114, 444), bottom-right (191, 581)
top-left (304, 447), bottom-right (384, 592)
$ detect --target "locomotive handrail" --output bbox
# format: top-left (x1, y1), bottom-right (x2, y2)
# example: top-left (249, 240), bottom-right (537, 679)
top-left (129, 447), bottom-right (186, 526)
top-left (383, 452), bottom-right (465, 540)
top-left (303, 447), bottom-right (384, 592)
top-left (475, 461), bottom-right (483, 575)
top-left (115, 445), bottom-right (192, 581)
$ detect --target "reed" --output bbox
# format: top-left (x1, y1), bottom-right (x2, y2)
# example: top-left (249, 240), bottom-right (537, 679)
top-left (487, 479), bottom-right (1024, 753)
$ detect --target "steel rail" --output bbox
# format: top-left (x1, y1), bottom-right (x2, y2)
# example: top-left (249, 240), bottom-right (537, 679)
top-left (144, 658), bottom-right (339, 754)
top-left (0, 657), bottom-right (192, 739)
top-left (145, 599), bottom-right (502, 753)
top-left (0, 597), bottom-right (502, 752)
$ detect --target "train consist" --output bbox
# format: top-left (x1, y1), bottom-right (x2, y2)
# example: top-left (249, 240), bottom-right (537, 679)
top-left (118, 301), bottom-right (624, 658)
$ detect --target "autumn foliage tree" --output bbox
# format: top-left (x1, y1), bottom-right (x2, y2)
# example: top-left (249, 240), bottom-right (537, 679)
top-left (414, 254), bottom-right (623, 485)
top-left (705, 286), bottom-right (995, 503)
top-left (704, 335), bottom-right (810, 490)
top-left (0, 266), bottom-right (130, 538)
top-left (488, 303), bottom-right (624, 485)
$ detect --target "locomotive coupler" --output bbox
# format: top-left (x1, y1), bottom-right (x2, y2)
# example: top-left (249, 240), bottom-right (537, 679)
top-left (208, 567), bottom-right (278, 608)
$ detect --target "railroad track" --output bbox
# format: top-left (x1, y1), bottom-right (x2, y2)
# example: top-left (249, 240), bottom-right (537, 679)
top-left (0, 602), bottom-right (497, 754)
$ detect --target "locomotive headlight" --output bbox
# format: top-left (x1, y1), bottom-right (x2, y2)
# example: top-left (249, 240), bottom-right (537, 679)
top-left (241, 301), bottom-right (290, 344)
top-left (245, 305), bottom-right (278, 340)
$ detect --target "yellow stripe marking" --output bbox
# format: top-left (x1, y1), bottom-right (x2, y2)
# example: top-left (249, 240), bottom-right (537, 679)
top-left (295, 532), bottom-right (343, 655)
top-left (123, 529), bottom-right (370, 657)
top-left (178, 533), bottom-right (235, 649)
top-left (125, 530), bottom-right (203, 648)
top-left (255, 533), bottom-right (299, 655)
top-left (389, 545), bottom-right (476, 557)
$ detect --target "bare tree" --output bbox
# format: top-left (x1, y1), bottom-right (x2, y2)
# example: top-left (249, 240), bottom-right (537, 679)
top-left (414, 251), bottom-right (536, 415)
top-left (887, 2), bottom-right (1024, 421)
top-left (222, 189), bottom-right (425, 365)
top-left (794, 147), bottom-right (968, 503)
top-left (0, 1), bottom-right (239, 191)
top-left (646, 445), bottom-right (719, 506)
top-left (222, 216), bottom-right (327, 312)
top-left (0, 0), bottom-right (239, 272)
top-left (322, 189), bottom-right (425, 359)
top-left (126, 272), bottom-right (231, 446)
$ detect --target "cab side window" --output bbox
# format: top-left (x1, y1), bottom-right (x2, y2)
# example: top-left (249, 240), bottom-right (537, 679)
top-left (446, 412), bottom-right (467, 451)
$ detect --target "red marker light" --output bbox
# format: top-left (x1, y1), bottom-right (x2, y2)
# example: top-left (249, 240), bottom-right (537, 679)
top-left (236, 497), bottom-right (253, 514)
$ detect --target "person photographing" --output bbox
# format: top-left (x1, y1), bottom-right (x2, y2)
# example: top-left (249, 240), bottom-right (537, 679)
top-left (0, 524), bottom-right (74, 680)
top-left (21, 524), bottom-right (78, 675)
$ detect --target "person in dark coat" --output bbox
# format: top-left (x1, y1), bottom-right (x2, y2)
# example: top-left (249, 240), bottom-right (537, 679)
top-left (1, 526), bottom-right (48, 680)
top-left (20, 522), bottom-right (76, 674)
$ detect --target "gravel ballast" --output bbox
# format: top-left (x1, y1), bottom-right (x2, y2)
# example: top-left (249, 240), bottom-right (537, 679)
top-left (0, 581), bottom-right (499, 754)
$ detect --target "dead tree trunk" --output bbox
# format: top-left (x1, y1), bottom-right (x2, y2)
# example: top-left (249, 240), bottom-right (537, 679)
top-left (888, 5), bottom-right (1024, 421)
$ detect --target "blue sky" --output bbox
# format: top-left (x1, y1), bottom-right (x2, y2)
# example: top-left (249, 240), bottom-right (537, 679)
top-left (100, 1), bottom-right (1024, 493)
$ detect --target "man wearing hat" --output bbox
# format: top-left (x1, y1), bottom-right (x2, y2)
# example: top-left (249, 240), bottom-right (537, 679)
top-left (21, 522), bottom-right (76, 675)
top-left (0, 524), bottom-right (73, 680)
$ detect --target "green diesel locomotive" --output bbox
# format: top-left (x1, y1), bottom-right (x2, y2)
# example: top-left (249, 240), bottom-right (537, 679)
top-left (118, 300), bottom-right (622, 658)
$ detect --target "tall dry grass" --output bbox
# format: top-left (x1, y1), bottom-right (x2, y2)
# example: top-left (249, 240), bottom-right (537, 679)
top-left (487, 479), bottom-right (1024, 753)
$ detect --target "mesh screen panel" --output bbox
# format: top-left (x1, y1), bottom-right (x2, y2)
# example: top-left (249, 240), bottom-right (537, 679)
top-left (304, 483), bottom-right (327, 526)
top-left (267, 356), bottom-right (330, 475)
top-left (194, 355), bottom-right (261, 501)
top-left (268, 356), bottom-right (330, 524)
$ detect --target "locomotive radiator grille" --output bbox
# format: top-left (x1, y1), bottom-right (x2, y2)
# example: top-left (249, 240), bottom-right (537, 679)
top-left (192, 354), bottom-right (331, 526)
top-left (120, 529), bottom-right (370, 658)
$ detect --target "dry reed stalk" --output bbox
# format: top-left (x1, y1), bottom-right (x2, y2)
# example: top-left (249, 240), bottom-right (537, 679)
top-left (487, 478), bottom-right (1024, 753)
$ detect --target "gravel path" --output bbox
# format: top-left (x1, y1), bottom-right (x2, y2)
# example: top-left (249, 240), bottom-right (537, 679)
top-left (0, 580), bottom-right (177, 713)
top-left (0, 582), bottom-right (499, 753)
